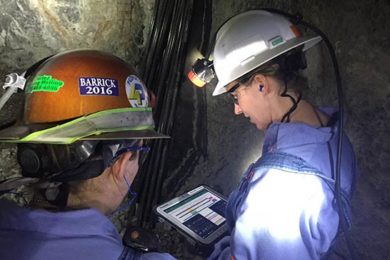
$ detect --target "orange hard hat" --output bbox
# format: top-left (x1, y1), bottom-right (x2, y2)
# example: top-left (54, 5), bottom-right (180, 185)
top-left (25, 49), bottom-right (149, 123)
top-left (0, 49), bottom-right (167, 144)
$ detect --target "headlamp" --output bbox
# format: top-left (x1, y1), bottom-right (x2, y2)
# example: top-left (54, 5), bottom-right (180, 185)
top-left (187, 58), bottom-right (215, 87)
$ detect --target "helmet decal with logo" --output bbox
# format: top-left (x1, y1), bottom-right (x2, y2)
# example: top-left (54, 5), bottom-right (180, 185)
top-left (126, 75), bottom-right (149, 108)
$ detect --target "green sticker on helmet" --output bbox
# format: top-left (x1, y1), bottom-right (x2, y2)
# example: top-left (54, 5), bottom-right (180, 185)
top-left (30, 75), bottom-right (64, 92)
top-left (270, 36), bottom-right (284, 47)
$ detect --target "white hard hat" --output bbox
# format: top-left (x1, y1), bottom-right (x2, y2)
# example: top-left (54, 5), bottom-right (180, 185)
top-left (212, 10), bottom-right (322, 96)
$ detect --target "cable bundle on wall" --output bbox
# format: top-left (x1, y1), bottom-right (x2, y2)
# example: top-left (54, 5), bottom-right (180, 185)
top-left (134, 0), bottom-right (194, 227)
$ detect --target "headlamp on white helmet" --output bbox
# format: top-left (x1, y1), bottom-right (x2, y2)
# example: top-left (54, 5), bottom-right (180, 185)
top-left (187, 58), bottom-right (215, 87)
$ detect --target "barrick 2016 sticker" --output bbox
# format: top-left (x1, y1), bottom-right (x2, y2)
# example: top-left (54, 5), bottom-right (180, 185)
top-left (79, 77), bottom-right (119, 96)
top-left (126, 75), bottom-right (149, 107)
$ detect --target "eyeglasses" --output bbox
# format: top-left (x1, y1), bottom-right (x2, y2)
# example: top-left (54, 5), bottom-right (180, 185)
top-left (227, 71), bottom-right (260, 105)
top-left (109, 144), bottom-right (150, 166)
top-left (228, 82), bottom-right (241, 105)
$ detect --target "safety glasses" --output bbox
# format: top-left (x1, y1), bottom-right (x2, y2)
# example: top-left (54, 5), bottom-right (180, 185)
top-left (228, 82), bottom-right (241, 105)
top-left (227, 72), bottom-right (258, 105)
top-left (108, 142), bottom-right (150, 167)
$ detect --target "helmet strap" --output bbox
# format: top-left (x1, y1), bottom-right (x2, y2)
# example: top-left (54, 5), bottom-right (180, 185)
top-left (34, 160), bottom-right (104, 209)
top-left (50, 159), bottom-right (104, 183)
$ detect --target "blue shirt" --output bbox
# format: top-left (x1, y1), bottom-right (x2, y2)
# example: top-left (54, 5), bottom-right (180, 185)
top-left (0, 199), bottom-right (175, 260)
top-left (209, 110), bottom-right (357, 260)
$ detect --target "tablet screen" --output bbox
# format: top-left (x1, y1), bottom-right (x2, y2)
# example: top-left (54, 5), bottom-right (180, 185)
top-left (156, 186), bottom-right (228, 244)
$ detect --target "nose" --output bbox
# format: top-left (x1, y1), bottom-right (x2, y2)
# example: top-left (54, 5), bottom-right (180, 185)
top-left (234, 103), bottom-right (243, 115)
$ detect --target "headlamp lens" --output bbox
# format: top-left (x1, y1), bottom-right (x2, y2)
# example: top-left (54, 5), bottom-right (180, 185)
top-left (187, 58), bottom-right (215, 87)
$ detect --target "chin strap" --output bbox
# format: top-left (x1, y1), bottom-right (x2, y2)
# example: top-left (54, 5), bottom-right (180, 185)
top-left (280, 77), bottom-right (302, 123)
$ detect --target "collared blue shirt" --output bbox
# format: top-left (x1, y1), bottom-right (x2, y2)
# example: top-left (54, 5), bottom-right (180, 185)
top-left (209, 109), bottom-right (357, 260)
top-left (0, 199), bottom-right (175, 260)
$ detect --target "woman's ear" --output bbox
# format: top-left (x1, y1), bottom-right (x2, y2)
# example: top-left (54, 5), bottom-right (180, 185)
top-left (253, 74), bottom-right (270, 94)
top-left (111, 151), bottom-right (133, 180)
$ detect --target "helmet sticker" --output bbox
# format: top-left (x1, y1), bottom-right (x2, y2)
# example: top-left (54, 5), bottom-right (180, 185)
top-left (79, 77), bottom-right (119, 96)
top-left (269, 36), bottom-right (285, 48)
top-left (30, 75), bottom-right (64, 93)
top-left (126, 75), bottom-right (149, 107)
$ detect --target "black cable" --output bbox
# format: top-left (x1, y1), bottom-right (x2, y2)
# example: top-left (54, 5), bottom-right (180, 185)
top-left (151, 0), bottom-right (192, 211)
top-left (141, 0), bottom-right (174, 225)
top-left (136, 0), bottom-right (171, 225)
top-left (136, 0), bottom-right (195, 227)
top-left (141, 0), bottom-right (169, 84)
top-left (149, 0), bottom-right (192, 224)
top-left (280, 76), bottom-right (302, 123)
top-left (280, 92), bottom-right (302, 123)
top-left (199, 0), bottom-right (212, 57)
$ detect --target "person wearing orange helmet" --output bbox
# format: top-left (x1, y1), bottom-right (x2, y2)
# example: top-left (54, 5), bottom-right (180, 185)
top-left (0, 50), bottom-right (174, 259)
top-left (204, 10), bottom-right (357, 259)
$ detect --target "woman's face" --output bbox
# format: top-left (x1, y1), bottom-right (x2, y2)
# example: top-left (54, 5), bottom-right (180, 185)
top-left (228, 75), bottom-right (273, 130)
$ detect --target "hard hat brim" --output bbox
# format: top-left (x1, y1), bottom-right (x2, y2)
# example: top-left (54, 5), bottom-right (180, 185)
top-left (0, 107), bottom-right (169, 144)
top-left (212, 35), bottom-right (322, 96)
top-left (0, 125), bottom-right (169, 144)
top-left (81, 130), bottom-right (170, 140)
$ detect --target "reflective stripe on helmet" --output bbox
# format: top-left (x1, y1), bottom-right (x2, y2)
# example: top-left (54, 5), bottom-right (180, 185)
top-left (8, 107), bottom-right (156, 144)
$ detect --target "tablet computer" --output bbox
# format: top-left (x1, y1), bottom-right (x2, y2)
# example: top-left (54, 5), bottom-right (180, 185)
top-left (155, 185), bottom-right (228, 245)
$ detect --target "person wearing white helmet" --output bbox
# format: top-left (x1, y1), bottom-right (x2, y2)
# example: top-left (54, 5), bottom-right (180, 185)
top-left (207, 10), bottom-right (357, 259)
top-left (0, 50), bottom-right (175, 260)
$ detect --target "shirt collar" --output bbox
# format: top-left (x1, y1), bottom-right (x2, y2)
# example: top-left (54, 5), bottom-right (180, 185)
top-left (263, 108), bottom-right (337, 154)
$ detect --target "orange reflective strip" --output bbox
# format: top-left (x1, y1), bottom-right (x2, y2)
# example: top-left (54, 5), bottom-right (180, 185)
top-left (187, 70), bottom-right (206, 87)
top-left (290, 25), bottom-right (301, 37)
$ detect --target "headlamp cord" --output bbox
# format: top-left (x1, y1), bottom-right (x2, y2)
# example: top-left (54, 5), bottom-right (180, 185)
top-left (261, 8), bottom-right (357, 259)
top-left (280, 76), bottom-right (302, 123)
